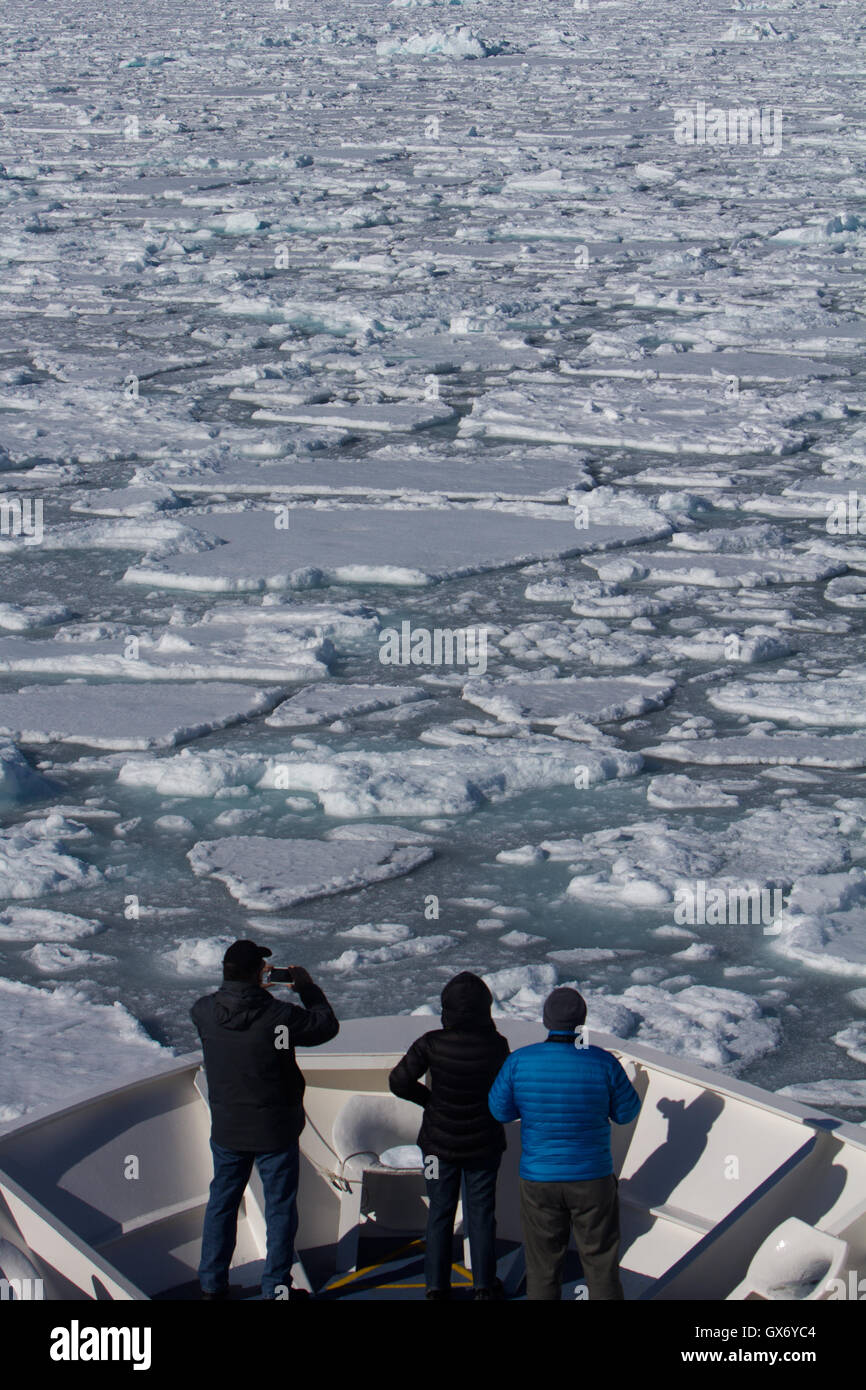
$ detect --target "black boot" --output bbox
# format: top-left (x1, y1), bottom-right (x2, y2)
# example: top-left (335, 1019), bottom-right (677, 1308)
top-left (474, 1278), bottom-right (505, 1300)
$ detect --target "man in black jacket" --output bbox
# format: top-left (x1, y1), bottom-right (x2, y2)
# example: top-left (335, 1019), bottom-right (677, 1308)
top-left (389, 972), bottom-right (509, 1299)
top-left (191, 939), bottom-right (339, 1300)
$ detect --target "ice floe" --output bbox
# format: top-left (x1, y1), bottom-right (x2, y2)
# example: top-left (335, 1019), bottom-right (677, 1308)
top-left (459, 380), bottom-right (809, 456)
top-left (462, 675), bottom-right (676, 732)
top-left (0, 682), bottom-right (287, 750)
top-left (0, 815), bottom-right (102, 901)
top-left (770, 871), bottom-right (866, 977)
top-left (265, 683), bottom-right (428, 728)
top-left (0, 977), bottom-right (169, 1122)
top-left (123, 506), bottom-right (608, 593)
top-left (376, 27), bottom-right (503, 59)
top-left (187, 835), bottom-right (434, 909)
top-left (0, 907), bottom-right (106, 943)
top-left (708, 670), bottom-right (866, 727)
top-left (646, 775), bottom-right (740, 810)
top-left (23, 942), bottom-right (114, 974)
top-left (501, 803), bottom-right (862, 914)
top-left (644, 733), bottom-right (866, 769)
top-left (119, 731), bottom-right (640, 816)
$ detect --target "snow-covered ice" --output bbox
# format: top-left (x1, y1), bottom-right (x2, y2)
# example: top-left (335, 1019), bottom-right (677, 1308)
top-left (0, 907), bottom-right (106, 943)
top-left (122, 506), bottom-right (631, 593)
top-left (0, 682), bottom-right (288, 749)
top-left (265, 683), bottom-right (429, 728)
top-left (0, 815), bottom-right (102, 901)
top-left (462, 674), bottom-right (676, 731)
top-left (0, 978), bottom-right (170, 1123)
top-left (187, 835), bottom-right (434, 909)
top-left (708, 671), bottom-right (866, 728)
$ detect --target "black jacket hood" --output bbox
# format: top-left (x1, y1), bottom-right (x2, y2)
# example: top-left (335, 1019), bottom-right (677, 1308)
top-left (212, 980), bottom-right (273, 1031)
top-left (440, 971), bottom-right (494, 1030)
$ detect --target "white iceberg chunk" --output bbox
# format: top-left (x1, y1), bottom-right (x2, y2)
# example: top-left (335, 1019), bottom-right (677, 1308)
top-left (376, 26), bottom-right (500, 59)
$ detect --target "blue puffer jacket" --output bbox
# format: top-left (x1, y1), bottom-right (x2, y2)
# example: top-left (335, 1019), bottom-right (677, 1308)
top-left (488, 1035), bottom-right (641, 1181)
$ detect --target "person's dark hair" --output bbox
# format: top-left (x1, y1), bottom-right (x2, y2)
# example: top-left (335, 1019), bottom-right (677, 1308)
top-left (223, 960), bottom-right (261, 984)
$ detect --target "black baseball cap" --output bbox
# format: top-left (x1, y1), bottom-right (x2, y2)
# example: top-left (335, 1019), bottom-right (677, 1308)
top-left (223, 939), bottom-right (272, 972)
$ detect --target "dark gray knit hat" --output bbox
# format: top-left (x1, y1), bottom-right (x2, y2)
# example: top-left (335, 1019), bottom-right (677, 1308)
top-left (543, 986), bottom-right (587, 1032)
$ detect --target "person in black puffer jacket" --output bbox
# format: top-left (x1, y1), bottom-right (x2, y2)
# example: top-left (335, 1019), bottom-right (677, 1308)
top-left (389, 971), bottom-right (510, 1299)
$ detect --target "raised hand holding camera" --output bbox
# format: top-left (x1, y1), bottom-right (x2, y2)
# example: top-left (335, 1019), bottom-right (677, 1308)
top-left (263, 964), bottom-right (314, 991)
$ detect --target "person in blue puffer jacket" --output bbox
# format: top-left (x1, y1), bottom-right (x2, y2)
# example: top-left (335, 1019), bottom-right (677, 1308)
top-left (488, 986), bottom-right (640, 1300)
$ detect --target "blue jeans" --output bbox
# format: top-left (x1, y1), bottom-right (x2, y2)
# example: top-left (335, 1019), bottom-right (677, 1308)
top-left (199, 1139), bottom-right (299, 1298)
top-left (424, 1157), bottom-right (500, 1292)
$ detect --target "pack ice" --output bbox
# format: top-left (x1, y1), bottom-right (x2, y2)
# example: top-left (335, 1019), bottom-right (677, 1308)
top-left (1, 0), bottom-right (865, 1119)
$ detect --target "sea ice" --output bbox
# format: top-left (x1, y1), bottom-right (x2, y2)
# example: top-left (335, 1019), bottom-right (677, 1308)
top-left (481, 965), bottom-right (778, 1070)
top-left (776, 1080), bottom-right (866, 1108)
top-left (0, 603), bottom-right (73, 632)
top-left (503, 804), bottom-right (860, 913)
top-left (0, 907), bottom-right (106, 943)
top-left (459, 382), bottom-right (807, 456)
top-left (376, 26), bottom-right (500, 59)
top-left (266, 684), bottom-right (428, 728)
top-left (708, 671), bottom-right (866, 728)
top-left (583, 549), bottom-right (844, 590)
top-left (187, 835), bottom-right (434, 909)
top-left (337, 922), bottom-right (412, 944)
top-left (0, 624), bottom-right (331, 683)
top-left (462, 675), bottom-right (676, 731)
top-left (833, 1024), bottom-right (866, 1065)
top-left (123, 506), bottom-right (601, 593)
top-left (323, 934), bottom-right (454, 970)
top-left (0, 817), bottom-right (102, 901)
top-left (1, 0), bottom-right (863, 1115)
top-left (120, 731), bottom-right (638, 817)
top-left (646, 775), bottom-right (740, 810)
top-left (0, 737), bottom-right (56, 804)
top-left (0, 682), bottom-right (288, 750)
top-left (23, 943), bottom-right (114, 974)
top-left (0, 977), bottom-right (170, 1122)
top-left (164, 935), bottom-right (237, 977)
top-left (644, 733), bottom-right (866, 769)
top-left (770, 871), bottom-right (866, 977)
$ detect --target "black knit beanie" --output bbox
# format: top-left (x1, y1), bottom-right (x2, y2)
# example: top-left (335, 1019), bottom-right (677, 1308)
top-left (542, 986), bottom-right (587, 1032)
